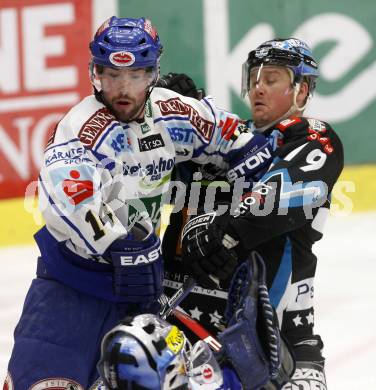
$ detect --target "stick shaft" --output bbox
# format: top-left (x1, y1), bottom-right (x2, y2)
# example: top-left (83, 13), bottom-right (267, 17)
top-left (159, 277), bottom-right (196, 319)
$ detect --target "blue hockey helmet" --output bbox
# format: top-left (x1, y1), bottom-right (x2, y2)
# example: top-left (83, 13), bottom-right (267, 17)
top-left (97, 314), bottom-right (187, 390)
top-left (241, 38), bottom-right (319, 97)
top-left (90, 17), bottom-right (163, 69)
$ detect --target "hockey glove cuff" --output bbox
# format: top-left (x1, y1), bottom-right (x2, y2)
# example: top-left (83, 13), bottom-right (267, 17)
top-left (108, 233), bottom-right (164, 307)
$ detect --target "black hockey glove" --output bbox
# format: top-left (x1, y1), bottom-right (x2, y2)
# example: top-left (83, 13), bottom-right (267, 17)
top-left (156, 72), bottom-right (205, 99)
top-left (181, 211), bottom-right (241, 289)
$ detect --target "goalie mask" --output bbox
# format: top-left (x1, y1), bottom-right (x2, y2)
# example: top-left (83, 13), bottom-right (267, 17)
top-left (97, 314), bottom-right (188, 390)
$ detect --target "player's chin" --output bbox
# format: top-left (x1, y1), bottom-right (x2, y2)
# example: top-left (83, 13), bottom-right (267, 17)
top-left (252, 112), bottom-right (269, 127)
top-left (113, 106), bottom-right (136, 122)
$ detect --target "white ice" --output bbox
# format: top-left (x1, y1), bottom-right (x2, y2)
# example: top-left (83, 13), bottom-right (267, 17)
top-left (1, 212), bottom-right (376, 389)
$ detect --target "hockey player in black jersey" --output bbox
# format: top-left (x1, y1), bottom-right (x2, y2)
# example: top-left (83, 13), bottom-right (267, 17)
top-left (164, 38), bottom-right (344, 389)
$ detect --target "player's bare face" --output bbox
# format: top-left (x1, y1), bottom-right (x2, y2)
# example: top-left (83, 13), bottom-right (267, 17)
top-left (99, 67), bottom-right (153, 122)
top-left (248, 66), bottom-right (294, 128)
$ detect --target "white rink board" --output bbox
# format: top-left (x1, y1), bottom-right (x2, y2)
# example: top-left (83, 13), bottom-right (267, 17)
top-left (1, 213), bottom-right (376, 389)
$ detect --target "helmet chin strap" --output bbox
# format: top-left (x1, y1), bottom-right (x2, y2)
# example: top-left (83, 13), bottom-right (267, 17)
top-left (255, 81), bottom-right (311, 133)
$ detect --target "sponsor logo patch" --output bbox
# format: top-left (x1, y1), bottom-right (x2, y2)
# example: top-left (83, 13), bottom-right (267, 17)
top-left (141, 122), bottom-right (151, 134)
top-left (165, 325), bottom-right (185, 354)
top-left (145, 99), bottom-right (153, 118)
top-left (307, 118), bottom-right (327, 133)
top-left (156, 97), bottom-right (214, 141)
top-left (45, 146), bottom-right (89, 167)
top-left (48, 165), bottom-right (98, 210)
top-left (29, 378), bottom-right (83, 390)
top-left (276, 117), bottom-right (302, 132)
top-left (182, 212), bottom-right (216, 238)
top-left (120, 246), bottom-right (161, 266)
top-left (123, 157), bottom-right (174, 180)
top-left (202, 364), bottom-right (215, 382)
top-left (167, 127), bottom-right (193, 145)
top-left (218, 117), bottom-right (239, 141)
top-left (138, 134), bottom-right (165, 152)
top-left (233, 183), bottom-right (272, 217)
top-left (109, 127), bottom-right (132, 154)
top-left (109, 51), bottom-right (135, 67)
top-left (283, 367), bottom-right (326, 389)
top-left (78, 108), bottom-right (115, 148)
top-left (62, 169), bottom-right (94, 205)
top-left (226, 145), bottom-right (272, 183)
top-left (306, 131), bottom-right (334, 155)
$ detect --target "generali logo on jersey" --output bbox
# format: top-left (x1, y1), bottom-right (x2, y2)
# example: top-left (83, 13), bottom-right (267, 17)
top-left (0, 0), bottom-right (92, 199)
top-left (156, 97), bottom-right (214, 141)
top-left (78, 108), bottom-right (116, 148)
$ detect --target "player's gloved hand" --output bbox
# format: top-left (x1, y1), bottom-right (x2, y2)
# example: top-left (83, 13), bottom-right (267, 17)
top-left (181, 210), bottom-right (241, 289)
top-left (226, 132), bottom-right (274, 186)
top-left (156, 72), bottom-right (205, 99)
top-left (106, 230), bottom-right (163, 307)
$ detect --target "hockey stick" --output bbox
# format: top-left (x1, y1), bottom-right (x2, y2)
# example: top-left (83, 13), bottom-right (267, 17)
top-left (159, 276), bottom-right (197, 320)
top-left (159, 273), bottom-right (220, 320)
top-left (172, 307), bottom-right (223, 352)
top-left (159, 277), bottom-right (222, 351)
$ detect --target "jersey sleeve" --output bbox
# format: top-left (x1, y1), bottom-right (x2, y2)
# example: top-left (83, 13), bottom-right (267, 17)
top-left (152, 88), bottom-right (253, 170)
top-left (227, 117), bottom-right (344, 251)
top-left (38, 103), bottom-right (128, 256)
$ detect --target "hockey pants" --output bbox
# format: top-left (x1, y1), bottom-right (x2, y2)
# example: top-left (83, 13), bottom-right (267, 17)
top-left (5, 277), bottom-right (126, 389)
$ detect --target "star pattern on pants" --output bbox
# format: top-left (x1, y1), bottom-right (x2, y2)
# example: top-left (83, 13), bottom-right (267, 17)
top-left (209, 310), bottom-right (222, 325)
top-left (189, 306), bottom-right (203, 321)
top-left (292, 313), bottom-right (303, 326)
top-left (306, 311), bottom-right (314, 325)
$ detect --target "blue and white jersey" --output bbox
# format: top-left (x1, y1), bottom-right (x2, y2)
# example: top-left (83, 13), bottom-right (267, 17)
top-left (38, 87), bottom-right (251, 259)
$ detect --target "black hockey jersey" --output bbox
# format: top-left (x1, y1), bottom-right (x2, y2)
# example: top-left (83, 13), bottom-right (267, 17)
top-left (163, 116), bottom-right (344, 358)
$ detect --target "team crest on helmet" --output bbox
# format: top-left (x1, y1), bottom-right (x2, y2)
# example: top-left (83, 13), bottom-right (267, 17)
top-left (94, 18), bottom-right (111, 38)
top-left (201, 364), bottom-right (215, 382)
top-left (144, 19), bottom-right (158, 40)
top-left (109, 51), bottom-right (135, 66)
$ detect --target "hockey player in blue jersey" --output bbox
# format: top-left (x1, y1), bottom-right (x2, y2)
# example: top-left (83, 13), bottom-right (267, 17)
top-left (3, 17), bottom-right (274, 390)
